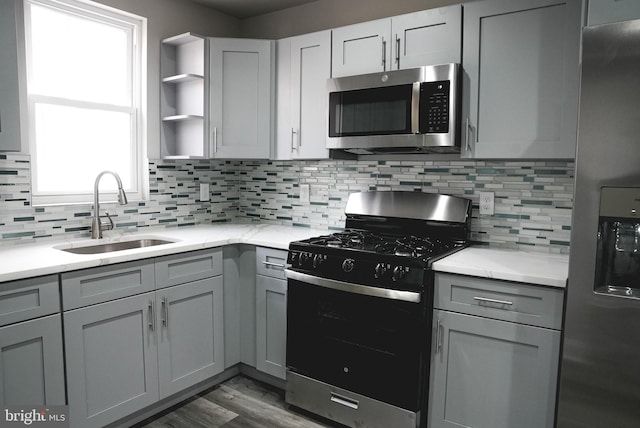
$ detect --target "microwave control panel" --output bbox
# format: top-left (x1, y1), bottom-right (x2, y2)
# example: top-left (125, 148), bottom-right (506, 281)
top-left (420, 80), bottom-right (450, 134)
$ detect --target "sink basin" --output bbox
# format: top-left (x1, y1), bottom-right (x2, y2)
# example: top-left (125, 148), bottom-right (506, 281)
top-left (58, 238), bottom-right (175, 255)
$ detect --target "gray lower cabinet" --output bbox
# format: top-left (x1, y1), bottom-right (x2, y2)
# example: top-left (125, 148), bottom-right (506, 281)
top-left (0, 275), bottom-right (65, 406)
top-left (0, 315), bottom-right (65, 406)
top-left (428, 273), bottom-right (563, 428)
top-left (255, 247), bottom-right (288, 380)
top-left (156, 277), bottom-right (224, 398)
top-left (63, 250), bottom-right (224, 428)
top-left (64, 292), bottom-right (160, 428)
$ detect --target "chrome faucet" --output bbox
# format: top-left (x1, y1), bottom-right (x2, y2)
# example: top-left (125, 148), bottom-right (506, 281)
top-left (92, 171), bottom-right (128, 239)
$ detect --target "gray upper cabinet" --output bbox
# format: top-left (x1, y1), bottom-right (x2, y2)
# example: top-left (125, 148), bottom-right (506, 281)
top-left (209, 38), bottom-right (274, 159)
top-left (276, 30), bottom-right (331, 160)
top-left (0, 0), bottom-right (22, 152)
top-left (461, 0), bottom-right (582, 159)
top-left (331, 6), bottom-right (462, 78)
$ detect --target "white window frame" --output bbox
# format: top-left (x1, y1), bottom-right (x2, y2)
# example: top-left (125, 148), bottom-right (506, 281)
top-left (24, 0), bottom-right (147, 206)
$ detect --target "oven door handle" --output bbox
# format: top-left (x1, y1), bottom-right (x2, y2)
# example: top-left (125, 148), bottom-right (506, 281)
top-left (285, 269), bottom-right (421, 303)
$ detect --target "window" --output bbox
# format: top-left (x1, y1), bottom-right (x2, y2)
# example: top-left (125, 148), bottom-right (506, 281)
top-left (24, 0), bottom-right (146, 205)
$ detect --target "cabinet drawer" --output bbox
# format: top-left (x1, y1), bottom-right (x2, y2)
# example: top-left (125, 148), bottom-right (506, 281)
top-left (0, 275), bottom-right (60, 327)
top-left (62, 260), bottom-right (155, 310)
top-left (155, 248), bottom-right (222, 288)
top-left (256, 247), bottom-right (287, 280)
top-left (434, 273), bottom-right (564, 330)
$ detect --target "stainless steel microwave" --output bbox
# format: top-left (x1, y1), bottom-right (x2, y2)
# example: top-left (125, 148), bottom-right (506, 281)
top-left (326, 63), bottom-right (460, 154)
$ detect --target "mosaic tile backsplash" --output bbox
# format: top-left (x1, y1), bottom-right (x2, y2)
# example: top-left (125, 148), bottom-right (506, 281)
top-left (0, 153), bottom-right (574, 253)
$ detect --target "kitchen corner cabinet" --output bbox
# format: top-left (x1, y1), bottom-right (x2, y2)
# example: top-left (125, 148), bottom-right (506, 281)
top-left (276, 30), bottom-right (331, 160)
top-left (63, 250), bottom-right (224, 428)
top-left (461, 0), bottom-right (582, 159)
top-left (331, 5), bottom-right (461, 78)
top-left (428, 273), bottom-right (563, 428)
top-left (160, 33), bottom-right (209, 158)
top-left (255, 247), bottom-right (288, 380)
top-left (0, 0), bottom-right (22, 152)
top-left (209, 38), bottom-right (274, 159)
top-left (0, 276), bottom-right (65, 406)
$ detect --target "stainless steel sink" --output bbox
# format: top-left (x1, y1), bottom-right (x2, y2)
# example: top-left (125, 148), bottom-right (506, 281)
top-left (59, 238), bottom-right (175, 255)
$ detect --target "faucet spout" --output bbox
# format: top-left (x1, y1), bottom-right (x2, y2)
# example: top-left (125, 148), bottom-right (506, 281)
top-left (92, 171), bottom-right (128, 239)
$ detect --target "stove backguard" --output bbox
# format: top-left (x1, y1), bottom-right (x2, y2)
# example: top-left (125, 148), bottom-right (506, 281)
top-left (595, 187), bottom-right (640, 298)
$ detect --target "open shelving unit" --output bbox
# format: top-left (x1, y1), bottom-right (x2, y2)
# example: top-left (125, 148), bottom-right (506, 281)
top-left (160, 33), bottom-right (209, 158)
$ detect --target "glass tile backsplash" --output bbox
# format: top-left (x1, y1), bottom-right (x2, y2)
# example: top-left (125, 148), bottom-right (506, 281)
top-left (0, 154), bottom-right (573, 253)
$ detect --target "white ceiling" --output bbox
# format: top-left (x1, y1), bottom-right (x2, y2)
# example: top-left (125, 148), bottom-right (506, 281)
top-left (191, 0), bottom-right (319, 19)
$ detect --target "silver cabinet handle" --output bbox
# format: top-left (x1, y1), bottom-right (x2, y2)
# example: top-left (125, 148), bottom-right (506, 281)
top-left (436, 319), bottom-right (442, 354)
top-left (395, 35), bottom-right (400, 68)
top-left (161, 296), bottom-right (169, 327)
top-left (473, 296), bottom-right (513, 306)
top-left (263, 261), bottom-right (285, 269)
top-left (291, 128), bottom-right (298, 152)
top-left (148, 300), bottom-right (155, 331)
top-left (213, 127), bottom-right (218, 154)
top-left (330, 392), bottom-right (359, 410)
top-left (465, 118), bottom-right (471, 154)
top-left (381, 38), bottom-right (386, 69)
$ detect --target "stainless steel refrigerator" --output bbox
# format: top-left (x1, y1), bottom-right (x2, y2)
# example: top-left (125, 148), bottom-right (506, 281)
top-left (556, 19), bottom-right (640, 427)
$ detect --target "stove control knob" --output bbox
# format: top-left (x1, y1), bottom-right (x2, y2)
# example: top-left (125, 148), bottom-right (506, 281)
top-left (298, 252), bottom-right (309, 267)
top-left (313, 254), bottom-right (324, 269)
top-left (374, 263), bottom-right (387, 278)
top-left (392, 266), bottom-right (406, 282)
top-left (342, 258), bottom-right (355, 273)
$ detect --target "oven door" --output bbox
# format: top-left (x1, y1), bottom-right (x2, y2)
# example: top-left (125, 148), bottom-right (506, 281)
top-left (286, 272), bottom-right (430, 411)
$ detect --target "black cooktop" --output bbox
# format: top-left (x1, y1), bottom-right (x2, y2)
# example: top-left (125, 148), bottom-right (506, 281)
top-left (295, 228), bottom-right (462, 261)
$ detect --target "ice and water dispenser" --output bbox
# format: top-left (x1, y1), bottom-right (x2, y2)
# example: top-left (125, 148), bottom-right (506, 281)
top-left (595, 187), bottom-right (640, 298)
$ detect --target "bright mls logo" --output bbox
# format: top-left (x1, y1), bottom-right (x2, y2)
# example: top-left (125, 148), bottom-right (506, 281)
top-left (1, 406), bottom-right (68, 427)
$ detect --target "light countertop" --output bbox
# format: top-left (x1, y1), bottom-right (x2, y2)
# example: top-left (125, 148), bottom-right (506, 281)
top-left (432, 247), bottom-right (569, 288)
top-left (0, 224), bottom-right (569, 287)
top-left (0, 224), bottom-right (327, 283)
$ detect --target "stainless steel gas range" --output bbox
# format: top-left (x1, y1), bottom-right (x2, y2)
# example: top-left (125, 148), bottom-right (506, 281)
top-left (284, 191), bottom-right (472, 428)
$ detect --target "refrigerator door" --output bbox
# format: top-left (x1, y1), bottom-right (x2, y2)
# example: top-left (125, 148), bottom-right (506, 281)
top-left (557, 19), bottom-right (640, 427)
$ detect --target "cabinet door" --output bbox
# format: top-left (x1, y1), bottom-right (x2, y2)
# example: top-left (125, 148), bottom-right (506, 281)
top-left (289, 31), bottom-right (331, 159)
top-left (210, 38), bottom-right (274, 159)
top-left (0, 315), bottom-right (65, 406)
top-left (256, 275), bottom-right (287, 379)
top-left (428, 310), bottom-right (561, 428)
top-left (462, 0), bottom-right (582, 158)
top-left (0, 0), bottom-right (21, 152)
top-left (64, 292), bottom-right (159, 428)
top-left (332, 19), bottom-right (391, 77)
top-left (156, 276), bottom-right (224, 398)
top-left (391, 6), bottom-right (462, 70)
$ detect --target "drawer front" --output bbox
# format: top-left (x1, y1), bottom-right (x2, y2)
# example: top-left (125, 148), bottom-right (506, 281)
top-left (0, 275), bottom-right (60, 327)
top-left (155, 248), bottom-right (222, 289)
top-left (256, 247), bottom-right (287, 280)
top-left (62, 260), bottom-right (155, 310)
top-left (434, 273), bottom-right (564, 330)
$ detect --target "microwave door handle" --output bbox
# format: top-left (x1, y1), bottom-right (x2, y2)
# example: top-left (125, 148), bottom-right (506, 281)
top-left (381, 38), bottom-right (386, 69)
top-left (411, 82), bottom-right (421, 134)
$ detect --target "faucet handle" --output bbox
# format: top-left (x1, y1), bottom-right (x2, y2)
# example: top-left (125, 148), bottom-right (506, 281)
top-left (102, 212), bottom-right (115, 232)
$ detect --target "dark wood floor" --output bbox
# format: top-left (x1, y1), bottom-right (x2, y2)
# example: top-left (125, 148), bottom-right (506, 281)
top-left (135, 375), bottom-right (342, 428)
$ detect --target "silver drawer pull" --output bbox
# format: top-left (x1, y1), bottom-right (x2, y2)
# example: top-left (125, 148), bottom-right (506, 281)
top-left (473, 296), bottom-right (513, 306)
top-left (262, 261), bottom-right (285, 269)
top-left (330, 392), bottom-right (359, 410)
